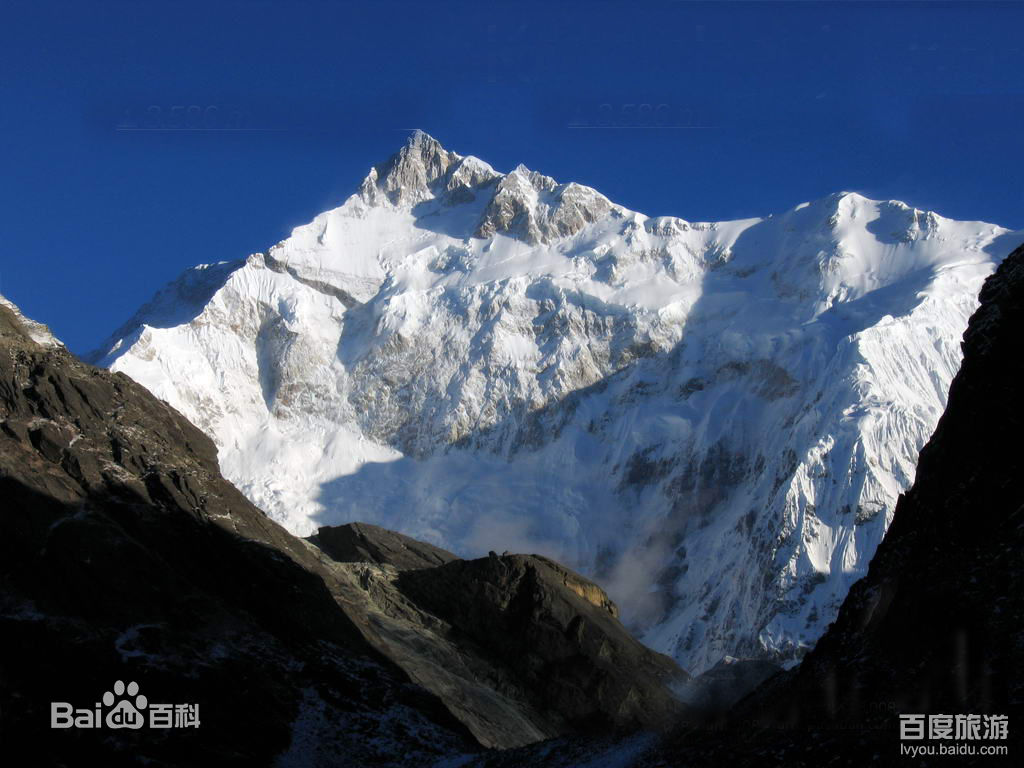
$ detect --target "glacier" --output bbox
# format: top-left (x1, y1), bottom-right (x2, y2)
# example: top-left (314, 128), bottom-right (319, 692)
top-left (92, 131), bottom-right (1023, 673)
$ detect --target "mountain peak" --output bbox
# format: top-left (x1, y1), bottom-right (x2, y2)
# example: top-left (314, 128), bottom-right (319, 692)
top-left (784, 190), bottom-right (953, 245)
top-left (358, 130), bottom-right (462, 207)
top-left (406, 128), bottom-right (440, 149)
top-left (353, 135), bottom-right (616, 245)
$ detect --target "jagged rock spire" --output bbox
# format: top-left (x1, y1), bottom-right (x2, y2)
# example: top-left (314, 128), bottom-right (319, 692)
top-left (359, 130), bottom-right (462, 207)
top-left (357, 132), bottom-right (614, 245)
top-left (475, 167), bottom-right (613, 245)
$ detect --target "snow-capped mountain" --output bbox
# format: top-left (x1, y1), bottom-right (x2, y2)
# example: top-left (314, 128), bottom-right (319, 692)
top-left (92, 131), bottom-right (1022, 673)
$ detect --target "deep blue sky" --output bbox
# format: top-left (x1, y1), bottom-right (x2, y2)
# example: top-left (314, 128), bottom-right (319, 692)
top-left (2, 0), bottom-right (1022, 353)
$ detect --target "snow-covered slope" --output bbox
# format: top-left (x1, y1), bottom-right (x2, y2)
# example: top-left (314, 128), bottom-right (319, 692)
top-left (93, 131), bottom-right (1022, 673)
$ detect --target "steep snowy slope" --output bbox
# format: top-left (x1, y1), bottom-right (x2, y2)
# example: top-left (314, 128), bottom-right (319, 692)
top-left (93, 131), bottom-right (1022, 673)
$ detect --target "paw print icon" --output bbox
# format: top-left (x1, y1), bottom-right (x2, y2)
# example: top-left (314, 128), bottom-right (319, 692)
top-left (103, 680), bottom-right (148, 729)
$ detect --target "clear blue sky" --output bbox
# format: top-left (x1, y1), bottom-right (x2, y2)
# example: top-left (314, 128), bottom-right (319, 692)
top-left (2, 0), bottom-right (1022, 353)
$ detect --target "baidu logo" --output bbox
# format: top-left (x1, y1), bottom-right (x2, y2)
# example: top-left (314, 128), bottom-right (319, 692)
top-left (51, 680), bottom-right (199, 729)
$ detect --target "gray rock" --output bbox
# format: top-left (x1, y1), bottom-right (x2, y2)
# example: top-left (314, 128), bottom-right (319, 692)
top-left (309, 521), bottom-right (458, 572)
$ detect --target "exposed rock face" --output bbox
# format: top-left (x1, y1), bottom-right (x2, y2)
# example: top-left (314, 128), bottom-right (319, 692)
top-left (359, 129), bottom-right (499, 208)
top-left (0, 295), bottom-right (691, 761)
top-left (474, 166), bottom-right (613, 244)
top-left (356, 131), bottom-right (611, 243)
top-left (309, 521), bottom-right (458, 571)
top-left (398, 554), bottom-right (687, 735)
top-left (0, 294), bottom-right (63, 348)
top-left (307, 531), bottom-right (695, 749)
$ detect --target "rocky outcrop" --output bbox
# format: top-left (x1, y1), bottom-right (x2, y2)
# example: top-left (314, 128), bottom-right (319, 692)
top-left (398, 553), bottom-right (689, 735)
top-left (358, 131), bottom-right (613, 245)
top-left (303, 529), bottom-right (695, 749)
top-left (308, 521), bottom-right (458, 571)
top-left (0, 294), bottom-right (63, 348)
top-left (359, 129), bottom-right (499, 208)
top-left (474, 166), bottom-right (614, 245)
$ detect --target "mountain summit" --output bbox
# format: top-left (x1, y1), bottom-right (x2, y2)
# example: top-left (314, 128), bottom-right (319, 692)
top-left (358, 130), bottom-right (477, 207)
top-left (91, 134), bottom-right (1023, 673)
top-left (357, 130), bottom-right (613, 244)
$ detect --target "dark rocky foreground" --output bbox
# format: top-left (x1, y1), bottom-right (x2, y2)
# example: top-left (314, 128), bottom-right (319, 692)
top-left (0, 296), bottom-right (694, 765)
